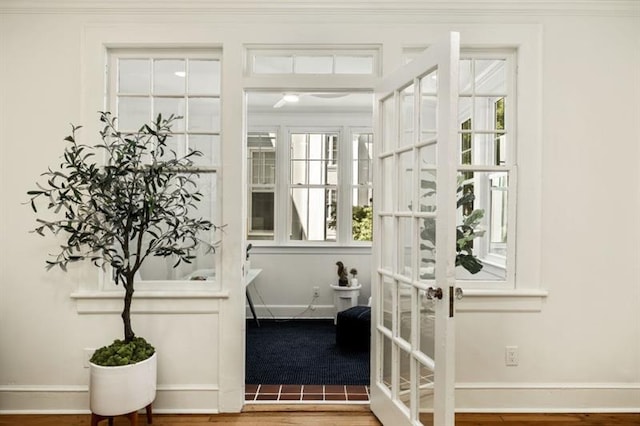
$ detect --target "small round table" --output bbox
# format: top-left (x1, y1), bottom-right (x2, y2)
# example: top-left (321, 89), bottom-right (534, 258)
top-left (330, 284), bottom-right (362, 324)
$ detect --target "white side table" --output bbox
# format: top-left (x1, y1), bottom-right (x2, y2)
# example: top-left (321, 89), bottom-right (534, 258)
top-left (330, 284), bottom-right (362, 324)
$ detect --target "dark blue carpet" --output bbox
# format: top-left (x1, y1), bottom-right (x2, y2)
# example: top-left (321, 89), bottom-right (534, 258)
top-left (245, 319), bottom-right (369, 385)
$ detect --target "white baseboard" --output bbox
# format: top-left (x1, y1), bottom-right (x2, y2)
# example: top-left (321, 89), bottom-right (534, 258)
top-left (0, 384), bottom-right (220, 414)
top-left (2, 382), bottom-right (638, 414)
top-left (246, 304), bottom-right (335, 319)
top-left (454, 382), bottom-right (640, 412)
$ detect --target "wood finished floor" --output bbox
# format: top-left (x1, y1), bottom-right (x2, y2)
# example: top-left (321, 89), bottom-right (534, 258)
top-left (1, 412), bottom-right (639, 426)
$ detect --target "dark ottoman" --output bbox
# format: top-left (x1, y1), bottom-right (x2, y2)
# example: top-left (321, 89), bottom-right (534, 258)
top-left (336, 305), bottom-right (371, 351)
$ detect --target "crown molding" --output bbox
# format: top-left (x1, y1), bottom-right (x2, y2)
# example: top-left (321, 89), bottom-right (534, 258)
top-left (1, 0), bottom-right (638, 17)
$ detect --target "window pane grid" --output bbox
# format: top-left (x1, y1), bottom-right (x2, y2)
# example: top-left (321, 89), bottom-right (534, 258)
top-left (247, 47), bottom-right (380, 76)
top-left (455, 54), bottom-right (513, 282)
top-left (288, 132), bottom-right (339, 242)
top-left (111, 50), bottom-right (221, 282)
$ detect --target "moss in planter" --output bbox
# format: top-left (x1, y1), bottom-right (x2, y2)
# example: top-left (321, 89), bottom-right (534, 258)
top-left (90, 337), bottom-right (155, 367)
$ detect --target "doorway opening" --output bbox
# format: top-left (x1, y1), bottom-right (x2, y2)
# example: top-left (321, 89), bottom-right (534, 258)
top-left (244, 90), bottom-right (374, 404)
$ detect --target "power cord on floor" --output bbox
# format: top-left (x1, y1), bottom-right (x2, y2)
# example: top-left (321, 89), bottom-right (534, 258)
top-left (250, 285), bottom-right (320, 322)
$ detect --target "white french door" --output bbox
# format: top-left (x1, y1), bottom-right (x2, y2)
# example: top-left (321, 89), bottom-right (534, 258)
top-left (370, 33), bottom-right (460, 426)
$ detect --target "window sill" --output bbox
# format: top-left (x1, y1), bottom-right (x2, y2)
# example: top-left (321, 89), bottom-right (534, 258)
top-left (456, 288), bottom-right (548, 312)
top-left (70, 290), bottom-right (229, 314)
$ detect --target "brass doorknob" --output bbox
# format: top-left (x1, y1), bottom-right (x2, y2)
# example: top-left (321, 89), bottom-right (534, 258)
top-left (426, 287), bottom-right (443, 300)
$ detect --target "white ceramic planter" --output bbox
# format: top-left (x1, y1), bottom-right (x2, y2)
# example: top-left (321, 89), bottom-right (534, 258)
top-left (89, 352), bottom-right (157, 416)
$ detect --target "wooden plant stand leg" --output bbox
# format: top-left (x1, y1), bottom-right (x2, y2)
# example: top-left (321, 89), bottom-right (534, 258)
top-left (91, 410), bottom-right (140, 426)
top-left (145, 403), bottom-right (153, 424)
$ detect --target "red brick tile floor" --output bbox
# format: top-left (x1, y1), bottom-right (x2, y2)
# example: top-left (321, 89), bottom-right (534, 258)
top-left (245, 384), bottom-right (370, 403)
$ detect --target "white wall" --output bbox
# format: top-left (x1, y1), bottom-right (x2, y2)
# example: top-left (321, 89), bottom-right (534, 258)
top-left (0, 0), bottom-right (638, 415)
top-left (248, 248), bottom-right (372, 319)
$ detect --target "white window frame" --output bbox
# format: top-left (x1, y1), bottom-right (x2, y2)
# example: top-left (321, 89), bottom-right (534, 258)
top-left (105, 48), bottom-right (223, 292)
top-left (456, 49), bottom-right (517, 290)
top-left (247, 123), bottom-right (373, 246)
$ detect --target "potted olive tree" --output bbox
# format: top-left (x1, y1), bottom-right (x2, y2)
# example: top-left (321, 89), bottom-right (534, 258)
top-left (27, 112), bottom-right (219, 420)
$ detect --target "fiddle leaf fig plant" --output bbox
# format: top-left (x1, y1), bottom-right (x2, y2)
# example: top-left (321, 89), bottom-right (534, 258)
top-left (27, 112), bottom-right (220, 359)
top-left (419, 175), bottom-right (485, 277)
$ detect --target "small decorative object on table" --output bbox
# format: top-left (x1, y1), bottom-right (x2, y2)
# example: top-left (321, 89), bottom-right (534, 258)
top-left (336, 261), bottom-right (349, 287)
top-left (349, 268), bottom-right (358, 287)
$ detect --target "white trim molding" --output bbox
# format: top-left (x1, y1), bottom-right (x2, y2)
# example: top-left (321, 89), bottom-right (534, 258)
top-left (455, 382), bottom-right (640, 413)
top-left (0, 384), bottom-right (221, 414)
top-left (1, 1), bottom-right (638, 17)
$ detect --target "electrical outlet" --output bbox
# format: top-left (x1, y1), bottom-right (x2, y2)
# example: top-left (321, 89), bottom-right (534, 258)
top-left (313, 286), bottom-right (320, 298)
top-left (505, 346), bottom-right (519, 366)
top-left (83, 348), bottom-right (95, 368)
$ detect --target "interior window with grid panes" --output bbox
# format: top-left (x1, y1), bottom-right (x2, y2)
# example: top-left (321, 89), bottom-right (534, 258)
top-left (112, 52), bottom-right (221, 282)
top-left (456, 56), bottom-right (511, 281)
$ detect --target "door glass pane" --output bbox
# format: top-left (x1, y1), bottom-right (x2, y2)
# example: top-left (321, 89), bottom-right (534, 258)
top-left (381, 276), bottom-right (394, 331)
top-left (380, 216), bottom-right (394, 271)
top-left (398, 282), bottom-right (412, 344)
top-left (421, 69), bottom-right (437, 94)
top-left (398, 217), bottom-right (413, 278)
top-left (398, 150), bottom-right (413, 212)
top-left (381, 97), bottom-right (395, 152)
top-left (420, 70), bottom-right (437, 140)
top-left (381, 157), bottom-right (394, 212)
top-left (398, 349), bottom-right (412, 414)
top-left (420, 95), bottom-right (437, 139)
top-left (399, 84), bottom-right (415, 147)
top-left (419, 217), bottom-right (436, 280)
top-left (153, 59), bottom-right (185, 95)
top-left (418, 164), bottom-right (437, 213)
top-left (381, 333), bottom-right (393, 391)
top-left (419, 296), bottom-right (436, 361)
top-left (188, 59), bottom-right (220, 95)
top-left (118, 59), bottom-right (150, 94)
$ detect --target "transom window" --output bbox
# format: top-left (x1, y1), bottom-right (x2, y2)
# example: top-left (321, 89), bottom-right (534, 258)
top-left (246, 46), bottom-right (380, 76)
top-left (108, 49), bottom-right (221, 283)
